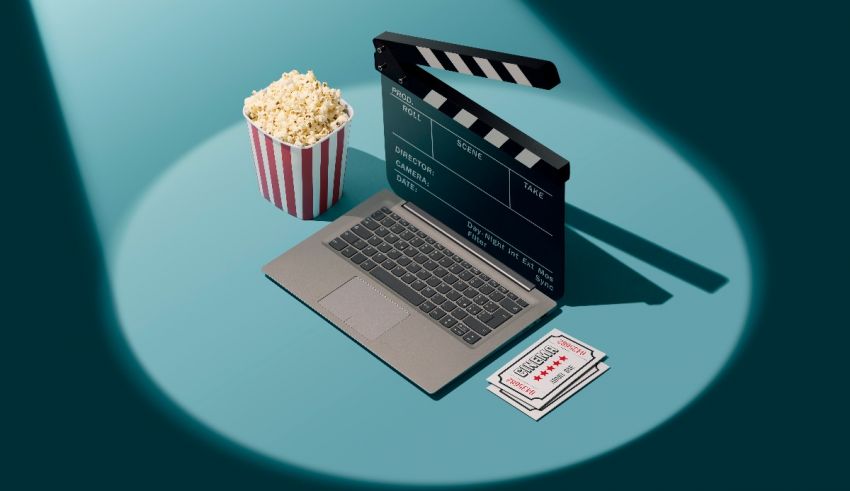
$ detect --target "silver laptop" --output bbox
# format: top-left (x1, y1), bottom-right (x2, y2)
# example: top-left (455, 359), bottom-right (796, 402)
top-left (263, 189), bottom-right (556, 394)
top-left (264, 32), bottom-right (569, 394)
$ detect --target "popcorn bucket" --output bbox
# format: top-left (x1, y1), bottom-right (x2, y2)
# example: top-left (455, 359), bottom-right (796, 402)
top-left (244, 100), bottom-right (352, 219)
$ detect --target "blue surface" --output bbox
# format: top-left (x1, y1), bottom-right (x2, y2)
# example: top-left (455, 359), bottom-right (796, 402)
top-left (112, 82), bottom-right (751, 485)
top-left (30, 0), bottom-right (754, 485)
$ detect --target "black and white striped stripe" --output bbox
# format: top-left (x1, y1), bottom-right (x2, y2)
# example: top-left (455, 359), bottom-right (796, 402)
top-left (422, 88), bottom-right (541, 169)
top-left (416, 46), bottom-right (536, 88)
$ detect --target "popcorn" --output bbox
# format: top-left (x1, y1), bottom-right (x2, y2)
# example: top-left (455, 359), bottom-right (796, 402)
top-left (244, 70), bottom-right (349, 146)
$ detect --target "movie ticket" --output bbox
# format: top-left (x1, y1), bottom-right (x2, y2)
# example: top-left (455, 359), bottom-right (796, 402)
top-left (486, 328), bottom-right (606, 410)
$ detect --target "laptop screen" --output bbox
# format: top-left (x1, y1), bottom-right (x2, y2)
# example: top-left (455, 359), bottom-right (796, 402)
top-left (379, 64), bottom-right (569, 299)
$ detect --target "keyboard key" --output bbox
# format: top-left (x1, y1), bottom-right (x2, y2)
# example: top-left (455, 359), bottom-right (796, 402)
top-left (467, 304), bottom-right (482, 315)
top-left (436, 283), bottom-right (451, 294)
top-left (459, 270), bottom-right (474, 281)
top-left (453, 309), bottom-right (468, 320)
top-left (431, 294), bottom-right (446, 305)
top-left (489, 291), bottom-right (505, 302)
top-left (435, 243), bottom-right (445, 250)
top-left (426, 277), bottom-right (441, 287)
top-left (517, 298), bottom-right (529, 308)
top-left (387, 250), bottom-right (401, 260)
top-left (486, 309), bottom-right (510, 329)
top-left (442, 301), bottom-right (457, 312)
top-left (419, 301), bottom-right (435, 313)
top-left (352, 239), bottom-right (367, 250)
top-left (429, 309), bottom-right (446, 320)
top-left (438, 257), bottom-right (453, 268)
top-left (416, 270), bottom-right (431, 280)
top-left (416, 231), bottom-right (426, 238)
top-left (352, 224), bottom-right (373, 239)
top-left (392, 266), bottom-right (405, 277)
top-left (408, 224), bottom-right (419, 232)
top-left (451, 325), bottom-right (469, 336)
top-left (396, 256), bottom-right (412, 266)
top-left (407, 263), bottom-right (422, 273)
top-left (446, 290), bottom-right (461, 301)
top-left (371, 266), bottom-right (425, 306)
top-left (351, 253), bottom-right (366, 264)
top-left (424, 237), bottom-right (435, 245)
top-left (385, 234), bottom-right (399, 243)
top-left (449, 264), bottom-right (465, 275)
top-left (329, 238), bottom-right (346, 251)
top-left (410, 280), bottom-right (426, 291)
top-left (380, 206), bottom-right (391, 214)
top-left (367, 236), bottom-right (382, 246)
top-left (377, 243), bottom-right (392, 253)
top-left (433, 267), bottom-right (448, 278)
top-left (457, 297), bottom-right (472, 308)
top-left (499, 298), bottom-right (522, 314)
top-left (463, 317), bottom-right (491, 336)
top-left (463, 288), bottom-right (478, 299)
top-left (371, 210), bottom-right (386, 220)
top-left (443, 274), bottom-right (458, 285)
top-left (414, 254), bottom-right (429, 264)
top-left (372, 253), bottom-right (387, 264)
top-left (360, 260), bottom-right (376, 271)
top-left (454, 282), bottom-right (469, 292)
top-left (381, 217), bottom-right (395, 227)
top-left (341, 246), bottom-right (357, 258)
top-left (390, 224), bottom-right (405, 234)
top-left (440, 316), bottom-right (457, 328)
top-left (390, 212), bottom-right (401, 220)
top-left (473, 294), bottom-right (488, 305)
top-left (429, 251), bottom-right (445, 261)
top-left (470, 267), bottom-right (480, 275)
top-left (479, 285), bottom-right (494, 295)
top-left (403, 247), bottom-right (418, 257)
top-left (497, 286), bottom-right (508, 294)
top-left (488, 279), bottom-right (499, 288)
top-left (507, 292), bottom-right (518, 301)
top-left (396, 241), bottom-right (410, 250)
top-left (479, 273), bottom-right (490, 281)
top-left (401, 273), bottom-right (416, 284)
top-left (341, 231), bottom-right (358, 244)
top-left (420, 244), bottom-right (435, 254)
top-left (477, 312), bottom-right (494, 323)
top-left (423, 261), bottom-right (438, 271)
top-left (421, 287), bottom-right (436, 298)
top-left (375, 226), bottom-right (389, 237)
top-left (469, 277), bottom-right (484, 288)
top-left (483, 301), bottom-right (500, 313)
top-left (462, 331), bottom-right (481, 345)
top-left (383, 260), bottom-right (398, 270)
top-left (362, 246), bottom-right (377, 257)
top-left (409, 237), bottom-right (424, 247)
top-left (400, 230), bottom-right (414, 241)
top-left (398, 219), bottom-right (408, 226)
top-left (460, 260), bottom-right (471, 268)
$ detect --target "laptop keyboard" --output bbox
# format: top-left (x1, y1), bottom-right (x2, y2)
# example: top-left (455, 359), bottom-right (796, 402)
top-left (327, 206), bottom-right (529, 346)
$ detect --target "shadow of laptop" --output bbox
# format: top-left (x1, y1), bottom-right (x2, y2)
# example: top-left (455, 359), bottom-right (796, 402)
top-left (315, 148), bottom-right (728, 398)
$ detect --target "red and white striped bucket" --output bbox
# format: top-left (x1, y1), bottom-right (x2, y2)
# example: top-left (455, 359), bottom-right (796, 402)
top-left (244, 100), bottom-right (352, 219)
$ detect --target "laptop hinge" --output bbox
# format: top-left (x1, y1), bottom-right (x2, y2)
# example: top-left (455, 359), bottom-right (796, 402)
top-left (401, 202), bottom-right (535, 292)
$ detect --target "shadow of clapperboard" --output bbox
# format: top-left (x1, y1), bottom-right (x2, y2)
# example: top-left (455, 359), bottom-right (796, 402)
top-left (368, 32), bottom-right (727, 309)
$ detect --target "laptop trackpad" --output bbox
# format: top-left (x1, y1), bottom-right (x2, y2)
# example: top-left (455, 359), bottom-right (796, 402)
top-left (318, 277), bottom-right (410, 340)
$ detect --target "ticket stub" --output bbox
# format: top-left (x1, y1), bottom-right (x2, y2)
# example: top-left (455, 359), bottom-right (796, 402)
top-left (486, 328), bottom-right (606, 410)
top-left (488, 362), bottom-right (609, 420)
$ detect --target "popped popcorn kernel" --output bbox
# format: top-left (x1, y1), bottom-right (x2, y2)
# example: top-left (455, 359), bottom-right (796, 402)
top-left (243, 70), bottom-right (349, 146)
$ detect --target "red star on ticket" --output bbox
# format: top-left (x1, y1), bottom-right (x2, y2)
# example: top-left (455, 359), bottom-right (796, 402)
top-left (547, 365), bottom-right (554, 371)
top-left (559, 356), bottom-right (567, 361)
top-left (533, 375), bottom-right (541, 381)
top-left (553, 360), bottom-right (561, 366)
top-left (540, 370), bottom-right (548, 376)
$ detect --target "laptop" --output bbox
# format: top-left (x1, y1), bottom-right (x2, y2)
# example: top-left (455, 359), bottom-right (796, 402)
top-left (263, 32), bottom-right (570, 394)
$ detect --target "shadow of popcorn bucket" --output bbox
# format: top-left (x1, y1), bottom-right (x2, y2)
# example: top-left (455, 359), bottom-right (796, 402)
top-left (244, 100), bottom-right (353, 219)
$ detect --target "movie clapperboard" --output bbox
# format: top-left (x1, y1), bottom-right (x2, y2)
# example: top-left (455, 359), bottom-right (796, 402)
top-left (373, 32), bottom-right (570, 298)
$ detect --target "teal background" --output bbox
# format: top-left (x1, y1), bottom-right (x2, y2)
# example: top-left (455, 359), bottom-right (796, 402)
top-left (4, 0), bottom-right (847, 489)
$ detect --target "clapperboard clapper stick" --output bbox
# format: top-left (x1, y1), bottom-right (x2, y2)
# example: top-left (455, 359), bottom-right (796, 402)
top-left (373, 32), bottom-right (570, 298)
